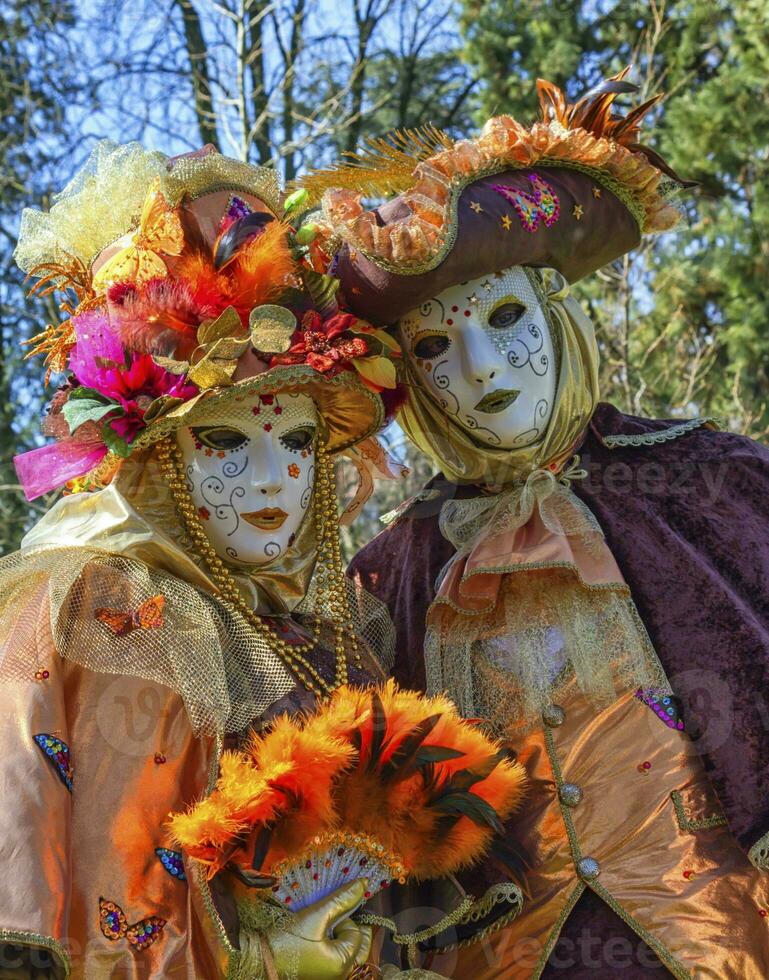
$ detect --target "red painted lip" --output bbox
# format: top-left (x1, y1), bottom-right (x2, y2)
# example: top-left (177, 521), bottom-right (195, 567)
top-left (241, 508), bottom-right (288, 530)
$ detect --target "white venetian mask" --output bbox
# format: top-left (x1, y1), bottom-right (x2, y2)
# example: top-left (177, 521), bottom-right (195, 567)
top-left (177, 392), bottom-right (317, 566)
top-left (399, 266), bottom-right (557, 449)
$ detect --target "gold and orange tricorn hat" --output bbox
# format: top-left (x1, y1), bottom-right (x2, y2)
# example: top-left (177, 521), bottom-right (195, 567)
top-left (13, 142), bottom-right (403, 499)
top-left (301, 69), bottom-right (693, 325)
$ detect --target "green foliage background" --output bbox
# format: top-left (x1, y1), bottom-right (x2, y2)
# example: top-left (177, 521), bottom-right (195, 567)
top-left (1, 0), bottom-right (768, 557)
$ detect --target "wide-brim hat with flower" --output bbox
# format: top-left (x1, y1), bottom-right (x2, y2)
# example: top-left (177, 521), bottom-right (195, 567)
top-left (13, 142), bottom-right (402, 499)
top-left (301, 68), bottom-right (693, 325)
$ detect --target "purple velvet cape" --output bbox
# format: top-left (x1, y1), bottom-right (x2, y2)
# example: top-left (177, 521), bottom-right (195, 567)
top-left (348, 403), bottom-right (769, 976)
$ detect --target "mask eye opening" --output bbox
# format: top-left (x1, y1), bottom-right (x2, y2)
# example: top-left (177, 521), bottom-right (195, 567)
top-left (190, 426), bottom-right (248, 451)
top-left (488, 300), bottom-right (526, 330)
top-left (279, 424), bottom-right (317, 452)
top-left (413, 331), bottom-right (452, 360)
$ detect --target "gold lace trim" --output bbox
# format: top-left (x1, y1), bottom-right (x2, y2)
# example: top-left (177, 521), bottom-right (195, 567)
top-left (531, 884), bottom-right (586, 979)
top-left (0, 929), bottom-right (71, 978)
top-left (603, 416), bottom-right (721, 448)
top-left (670, 790), bottom-right (728, 834)
top-left (749, 829), bottom-right (769, 872)
top-left (359, 881), bottom-right (523, 958)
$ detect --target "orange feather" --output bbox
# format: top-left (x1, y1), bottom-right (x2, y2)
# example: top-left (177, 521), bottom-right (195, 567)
top-left (168, 681), bottom-right (528, 882)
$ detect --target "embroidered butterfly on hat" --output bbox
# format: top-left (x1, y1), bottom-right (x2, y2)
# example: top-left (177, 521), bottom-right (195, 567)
top-left (99, 897), bottom-right (166, 950)
top-left (492, 173), bottom-right (561, 233)
top-left (94, 593), bottom-right (166, 636)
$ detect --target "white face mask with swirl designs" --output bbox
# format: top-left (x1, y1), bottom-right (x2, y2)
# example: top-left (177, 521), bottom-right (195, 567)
top-left (398, 266), bottom-right (557, 450)
top-left (176, 392), bottom-right (318, 566)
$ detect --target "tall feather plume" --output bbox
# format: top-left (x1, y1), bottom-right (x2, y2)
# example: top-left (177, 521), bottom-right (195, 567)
top-left (536, 66), bottom-right (694, 186)
top-left (296, 125), bottom-right (455, 204)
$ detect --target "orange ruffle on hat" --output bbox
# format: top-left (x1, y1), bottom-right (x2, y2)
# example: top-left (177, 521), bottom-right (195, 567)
top-left (302, 68), bottom-right (693, 325)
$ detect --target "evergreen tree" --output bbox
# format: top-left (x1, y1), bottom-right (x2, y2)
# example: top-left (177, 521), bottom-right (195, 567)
top-left (458, 0), bottom-right (769, 436)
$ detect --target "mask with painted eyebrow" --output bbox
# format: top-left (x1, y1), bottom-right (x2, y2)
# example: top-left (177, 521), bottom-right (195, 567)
top-left (398, 266), bottom-right (557, 450)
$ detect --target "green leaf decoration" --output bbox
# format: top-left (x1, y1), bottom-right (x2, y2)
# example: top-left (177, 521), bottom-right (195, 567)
top-left (249, 305), bottom-right (297, 354)
top-left (62, 397), bottom-right (120, 434)
top-left (68, 386), bottom-right (114, 404)
top-left (294, 222), bottom-right (318, 246)
top-left (101, 422), bottom-right (132, 458)
top-left (302, 267), bottom-right (340, 317)
top-left (283, 187), bottom-right (309, 215)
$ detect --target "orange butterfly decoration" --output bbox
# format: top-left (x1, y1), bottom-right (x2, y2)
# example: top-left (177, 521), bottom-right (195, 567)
top-left (92, 179), bottom-right (185, 290)
top-left (94, 594), bottom-right (166, 636)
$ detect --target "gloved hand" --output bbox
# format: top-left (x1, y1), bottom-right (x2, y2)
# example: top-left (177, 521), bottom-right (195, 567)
top-left (268, 879), bottom-right (373, 980)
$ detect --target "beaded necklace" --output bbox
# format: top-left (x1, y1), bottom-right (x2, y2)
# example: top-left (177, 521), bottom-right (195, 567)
top-left (156, 434), bottom-right (359, 698)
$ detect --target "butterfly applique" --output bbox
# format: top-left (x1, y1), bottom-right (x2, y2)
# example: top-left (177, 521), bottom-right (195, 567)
top-left (155, 848), bottom-right (186, 881)
top-left (92, 179), bottom-right (184, 290)
top-left (98, 897), bottom-right (166, 951)
top-left (33, 734), bottom-right (73, 791)
top-left (94, 594), bottom-right (166, 637)
top-left (635, 687), bottom-right (685, 731)
top-left (492, 173), bottom-right (561, 232)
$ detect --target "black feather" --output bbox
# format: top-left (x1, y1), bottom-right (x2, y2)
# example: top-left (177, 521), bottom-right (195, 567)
top-left (432, 791), bottom-right (505, 834)
top-left (227, 863), bottom-right (277, 889)
top-left (366, 691), bottom-right (388, 770)
top-left (414, 745), bottom-right (466, 766)
top-left (579, 79), bottom-right (638, 102)
top-left (178, 202), bottom-right (209, 257)
top-left (214, 212), bottom-right (274, 269)
top-left (379, 713), bottom-right (444, 780)
top-left (250, 826), bottom-right (273, 872)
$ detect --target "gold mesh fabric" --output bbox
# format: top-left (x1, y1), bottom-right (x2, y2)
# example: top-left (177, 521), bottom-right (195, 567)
top-left (425, 567), bottom-right (668, 737)
top-left (7, 441), bottom-right (396, 734)
top-left (14, 141), bottom-right (168, 273)
top-left (13, 140), bottom-right (284, 275)
top-left (0, 545), bottom-right (295, 735)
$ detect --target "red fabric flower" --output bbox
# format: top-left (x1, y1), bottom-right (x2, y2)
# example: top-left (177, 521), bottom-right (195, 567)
top-left (273, 311), bottom-right (370, 377)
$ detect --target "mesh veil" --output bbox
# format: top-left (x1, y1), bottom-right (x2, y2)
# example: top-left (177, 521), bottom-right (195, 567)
top-left (425, 566), bottom-right (669, 737)
top-left (1, 446), bottom-right (396, 735)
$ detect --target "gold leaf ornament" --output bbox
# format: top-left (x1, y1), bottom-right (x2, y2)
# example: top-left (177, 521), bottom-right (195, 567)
top-left (249, 305), bottom-right (298, 355)
top-left (197, 306), bottom-right (243, 347)
top-left (187, 336), bottom-right (250, 389)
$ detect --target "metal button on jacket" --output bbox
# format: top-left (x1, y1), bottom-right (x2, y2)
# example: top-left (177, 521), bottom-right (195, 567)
top-left (577, 856), bottom-right (601, 880)
top-left (542, 703), bottom-right (565, 727)
top-left (559, 782), bottom-right (583, 807)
